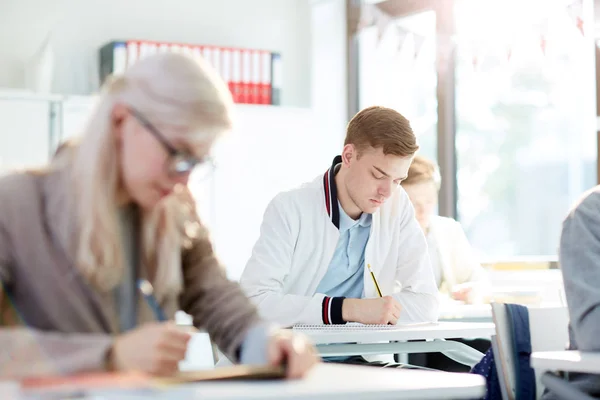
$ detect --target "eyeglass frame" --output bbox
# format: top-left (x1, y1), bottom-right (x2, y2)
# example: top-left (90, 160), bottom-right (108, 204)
top-left (128, 107), bottom-right (215, 176)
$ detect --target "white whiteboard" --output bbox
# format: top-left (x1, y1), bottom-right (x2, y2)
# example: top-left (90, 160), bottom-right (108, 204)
top-left (0, 97), bottom-right (51, 172)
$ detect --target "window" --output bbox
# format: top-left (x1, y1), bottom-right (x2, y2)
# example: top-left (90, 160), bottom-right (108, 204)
top-left (358, 10), bottom-right (438, 161)
top-left (454, 0), bottom-right (596, 258)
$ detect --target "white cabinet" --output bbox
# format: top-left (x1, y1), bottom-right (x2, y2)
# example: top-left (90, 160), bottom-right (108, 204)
top-left (0, 93), bottom-right (54, 172)
top-left (59, 95), bottom-right (99, 142)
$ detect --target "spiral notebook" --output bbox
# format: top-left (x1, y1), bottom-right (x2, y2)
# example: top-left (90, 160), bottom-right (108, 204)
top-left (292, 322), bottom-right (436, 331)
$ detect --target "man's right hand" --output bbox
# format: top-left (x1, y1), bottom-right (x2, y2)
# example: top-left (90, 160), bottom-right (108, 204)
top-left (107, 322), bottom-right (192, 376)
top-left (341, 296), bottom-right (402, 324)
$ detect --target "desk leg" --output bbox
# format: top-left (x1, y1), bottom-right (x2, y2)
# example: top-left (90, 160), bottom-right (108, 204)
top-left (541, 372), bottom-right (595, 400)
top-left (435, 339), bottom-right (486, 367)
top-left (397, 349), bottom-right (409, 365)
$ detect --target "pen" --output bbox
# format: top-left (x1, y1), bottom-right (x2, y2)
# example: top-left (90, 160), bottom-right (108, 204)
top-left (367, 264), bottom-right (383, 297)
top-left (137, 279), bottom-right (167, 321)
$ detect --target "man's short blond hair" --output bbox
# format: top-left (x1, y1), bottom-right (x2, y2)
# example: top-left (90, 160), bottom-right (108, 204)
top-left (344, 106), bottom-right (419, 157)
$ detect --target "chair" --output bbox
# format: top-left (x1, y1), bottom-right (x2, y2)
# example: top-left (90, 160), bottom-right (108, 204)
top-left (492, 303), bottom-right (569, 400)
top-left (530, 309), bottom-right (594, 400)
top-left (528, 306), bottom-right (569, 397)
top-left (491, 335), bottom-right (510, 400)
top-left (491, 303), bottom-right (518, 400)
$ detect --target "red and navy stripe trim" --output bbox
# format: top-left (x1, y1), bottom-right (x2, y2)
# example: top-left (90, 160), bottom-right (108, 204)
top-left (323, 155), bottom-right (342, 230)
top-left (320, 156), bottom-right (345, 324)
top-left (321, 296), bottom-right (346, 325)
top-left (322, 297), bottom-right (331, 324)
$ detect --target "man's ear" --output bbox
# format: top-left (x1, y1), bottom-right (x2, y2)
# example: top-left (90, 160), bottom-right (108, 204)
top-left (341, 144), bottom-right (356, 166)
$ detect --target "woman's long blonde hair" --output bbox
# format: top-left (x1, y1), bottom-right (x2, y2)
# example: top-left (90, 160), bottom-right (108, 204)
top-left (59, 53), bottom-right (233, 296)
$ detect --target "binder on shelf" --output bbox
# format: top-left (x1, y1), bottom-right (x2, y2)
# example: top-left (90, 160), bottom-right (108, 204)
top-left (148, 42), bottom-right (158, 57)
top-left (139, 41), bottom-right (158, 61)
top-left (222, 48), bottom-right (233, 97)
top-left (99, 41), bottom-right (127, 84)
top-left (212, 47), bottom-right (221, 79)
top-left (241, 49), bottom-right (251, 104)
top-left (231, 48), bottom-right (242, 103)
top-left (202, 46), bottom-right (213, 69)
top-left (158, 43), bottom-right (170, 53)
top-left (260, 50), bottom-right (272, 105)
top-left (170, 44), bottom-right (182, 54)
top-left (271, 52), bottom-right (282, 106)
top-left (192, 46), bottom-right (203, 64)
top-left (99, 41), bottom-right (282, 107)
top-left (250, 50), bottom-right (260, 104)
top-left (126, 41), bottom-right (139, 68)
top-left (138, 42), bottom-right (148, 60)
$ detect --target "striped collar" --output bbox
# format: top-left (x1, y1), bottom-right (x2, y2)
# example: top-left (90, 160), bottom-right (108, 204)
top-left (323, 155), bottom-right (342, 229)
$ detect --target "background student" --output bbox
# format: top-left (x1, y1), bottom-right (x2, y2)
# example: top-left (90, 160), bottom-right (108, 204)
top-left (401, 155), bottom-right (489, 304)
top-left (542, 187), bottom-right (600, 399)
top-left (402, 155), bottom-right (490, 372)
top-left (0, 53), bottom-right (317, 379)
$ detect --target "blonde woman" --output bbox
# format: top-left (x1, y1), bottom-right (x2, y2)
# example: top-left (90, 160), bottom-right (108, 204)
top-left (0, 53), bottom-right (317, 378)
top-left (401, 156), bottom-right (489, 304)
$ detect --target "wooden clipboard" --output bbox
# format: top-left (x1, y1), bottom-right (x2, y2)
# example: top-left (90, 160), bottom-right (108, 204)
top-left (21, 364), bottom-right (286, 392)
top-left (155, 364), bottom-right (286, 385)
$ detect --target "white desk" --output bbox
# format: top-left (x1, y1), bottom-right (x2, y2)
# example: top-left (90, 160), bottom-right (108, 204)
top-left (62, 364), bottom-right (484, 400)
top-left (299, 322), bottom-right (495, 366)
top-left (531, 350), bottom-right (600, 374)
top-left (438, 304), bottom-right (492, 322)
top-left (530, 351), bottom-right (600, 399)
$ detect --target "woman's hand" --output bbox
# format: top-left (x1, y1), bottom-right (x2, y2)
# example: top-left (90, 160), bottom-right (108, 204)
top-left (108, 322), bottom-right (192, 376)
top-left (266, 330), bottom-right (319, 379)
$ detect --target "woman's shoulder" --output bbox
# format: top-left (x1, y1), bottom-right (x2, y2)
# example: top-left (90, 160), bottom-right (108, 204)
top-left (0, 170), bottom-right (40, 202)
top-left (0, 169), bottom-right (56, 222)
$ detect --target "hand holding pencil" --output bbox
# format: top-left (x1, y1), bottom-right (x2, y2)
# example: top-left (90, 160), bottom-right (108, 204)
top-left (109, 280), bottom-right (318, 378)
top-left (106, 280), bottom-right (193, 376)
top-left (341, 264), bottom-right (402, 325)
top-left (108, 321), bottom-right (192, 376)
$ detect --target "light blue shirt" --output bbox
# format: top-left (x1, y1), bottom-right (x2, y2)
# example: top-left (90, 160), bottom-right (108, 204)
top-left (316, 202), bottom-right (372, 299)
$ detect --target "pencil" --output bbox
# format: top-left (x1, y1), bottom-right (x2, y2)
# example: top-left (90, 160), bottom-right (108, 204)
top-left (367, 264), bottom-right (383, 297)
top-left (138, 279), bottom-right (167, 321)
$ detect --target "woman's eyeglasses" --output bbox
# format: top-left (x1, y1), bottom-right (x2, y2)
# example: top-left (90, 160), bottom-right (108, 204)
top-left (129, 107), bottom-right (215, 179)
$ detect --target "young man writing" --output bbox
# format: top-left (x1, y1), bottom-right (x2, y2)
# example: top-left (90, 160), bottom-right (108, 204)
top-left (240, 106), bottom-right (439, 365)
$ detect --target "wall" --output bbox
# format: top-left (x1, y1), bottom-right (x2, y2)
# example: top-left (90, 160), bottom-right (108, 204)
top-left (0, 65), bottom-right (23, 90)
top-left (0, 0), bottom-right (64, 89)
top-left (0, 0), bottom-right (311, 107)
top-left (311, 0), bottom-right (349, 137)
